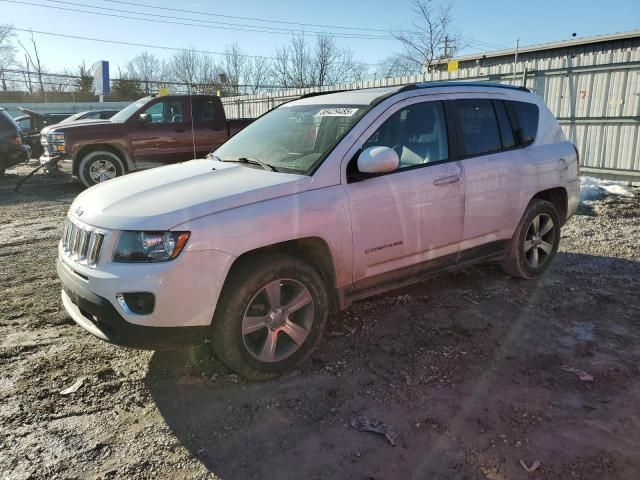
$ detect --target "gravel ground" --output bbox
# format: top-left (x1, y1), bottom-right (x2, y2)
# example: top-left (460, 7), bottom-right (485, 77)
top-left (1, 164), bottom-right (640, 480)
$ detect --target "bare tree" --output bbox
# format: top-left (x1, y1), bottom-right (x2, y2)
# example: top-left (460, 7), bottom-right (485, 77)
top-left (375, 54), bottom-right (421, 78)
top-left (245, 56), bottom-right (271, 94)
top-left (169, 47), bottom-right (222, 94)
top-left (0, 24), bottom-right (16, 91)
top-left (271, 34), bottom-right (366, 89)
top-left (392, 0), bottom-right (463, 73)
top-left (221, 43), bottom-right (249, 95)
top-left (46, 68), bottom-right (75, 93)
top-left (127, 51), bottom-right (161, 94)
top-left (18, 31), bottom-right (47, 99)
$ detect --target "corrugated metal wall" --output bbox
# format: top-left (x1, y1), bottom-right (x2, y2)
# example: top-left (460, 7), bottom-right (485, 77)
top-left (222, 38), bottom-right (640, 181)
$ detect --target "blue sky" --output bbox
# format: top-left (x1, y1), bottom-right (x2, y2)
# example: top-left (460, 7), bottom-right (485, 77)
top-left (1, 0), bottom-right (639, 72)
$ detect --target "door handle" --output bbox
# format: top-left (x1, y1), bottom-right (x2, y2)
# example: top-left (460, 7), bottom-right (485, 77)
top-left (433, 174), bottom-right (460, 186)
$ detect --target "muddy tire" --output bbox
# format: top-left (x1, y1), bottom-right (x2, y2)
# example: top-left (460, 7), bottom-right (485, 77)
top-left (0, 158), bottom-right (6, 177)
top-left (78, 150), bottom-right (125, 188)
top-left (501, 199), bottom-right (561, 279)
top-left (211, 253), bottom-right (329, 380)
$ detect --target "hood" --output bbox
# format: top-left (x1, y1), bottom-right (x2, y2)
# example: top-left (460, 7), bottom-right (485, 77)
top-left (42, 119), bottom-right (112, 135)
top-left (69, 159), bottom-right (312, 230)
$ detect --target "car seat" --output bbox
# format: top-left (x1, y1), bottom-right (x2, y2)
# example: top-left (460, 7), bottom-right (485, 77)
top-left (393, 107), bottom-right (440, 167)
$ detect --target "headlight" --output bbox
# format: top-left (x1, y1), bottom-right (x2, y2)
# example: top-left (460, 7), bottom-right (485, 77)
top-left (113, 231), bottom-right (190, 262)
top-left (47, 132), bottom-right (66, 153)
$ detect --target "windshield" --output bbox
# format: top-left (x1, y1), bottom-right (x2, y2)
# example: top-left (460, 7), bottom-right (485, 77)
top-left (214, 104), bottom-right (369, 174)
top-left (59, 112), bottom-right (86, 124)
top-left (110, 97), bottom-right (152, 123)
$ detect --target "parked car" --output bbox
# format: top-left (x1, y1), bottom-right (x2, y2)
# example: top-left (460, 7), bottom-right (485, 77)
top-left (15, 108), bottom-right (73, 158)
top-left (0, 107), bottom-right (31, 176)
top-left (40, 95), bottom-right (252, 187)
top-left (56, 109), bottom-right (120, 124)
top-left (56, 82), bottom-right (580, 379)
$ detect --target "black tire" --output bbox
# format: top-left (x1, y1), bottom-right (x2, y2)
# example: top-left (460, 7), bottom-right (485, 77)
top-left (0, 157), bottom-right (6, 177)
top-left (500, 199), bottom-right (561, 279)
top-left (211, 253), bottom-right (329, 380)
top-left (78, 150), bottom-right (125, 188)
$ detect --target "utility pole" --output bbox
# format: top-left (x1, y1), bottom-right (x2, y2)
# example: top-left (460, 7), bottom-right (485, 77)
top-left (512, 38), bottom-right (520, 83)
top-left (444, 35), bottom-right (450, 58)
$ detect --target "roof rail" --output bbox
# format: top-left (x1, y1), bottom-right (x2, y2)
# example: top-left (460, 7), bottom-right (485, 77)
top-left (299, 89), bottom-right (350, 99)
top-left (399, 81), bottom-right (530, 93)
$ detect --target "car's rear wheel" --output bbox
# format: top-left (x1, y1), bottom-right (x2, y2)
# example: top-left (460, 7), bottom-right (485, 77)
top-left (500, 199), bottom-right (561, 279)
top-left (211, 253), bottom-right (329, 380)
top-left (78, 150), bottom-right (125, 188)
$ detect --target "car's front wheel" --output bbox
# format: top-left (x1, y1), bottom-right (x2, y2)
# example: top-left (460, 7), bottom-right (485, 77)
top-left (501, 199), bottom-right (561, 279)
top-left (211, 253), bottom-right (329, 380)
top-left (78, 150), bottom-right (125, 188)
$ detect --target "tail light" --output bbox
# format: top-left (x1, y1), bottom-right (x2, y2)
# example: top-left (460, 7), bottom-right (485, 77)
top-left (572, 143), bottom-right (580, 175)
top-left (5, 133), bottom-right (21, 145)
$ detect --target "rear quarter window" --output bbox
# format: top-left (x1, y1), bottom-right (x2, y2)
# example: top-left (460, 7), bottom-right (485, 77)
top-left (510, 101), bottom-right (539, 145)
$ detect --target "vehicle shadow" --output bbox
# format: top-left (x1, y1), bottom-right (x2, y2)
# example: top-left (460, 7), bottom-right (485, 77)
top-left (0, 167), bottom-right (83, 205)
top-left (145, 252), bottom-right (640, 479)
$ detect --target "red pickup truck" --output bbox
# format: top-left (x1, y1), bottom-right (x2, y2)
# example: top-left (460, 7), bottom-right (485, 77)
top-left (40, 94), bottom-right (252, 187)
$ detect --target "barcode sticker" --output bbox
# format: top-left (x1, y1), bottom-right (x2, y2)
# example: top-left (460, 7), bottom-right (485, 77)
top-left (315, 108), bottom-right (359, 117)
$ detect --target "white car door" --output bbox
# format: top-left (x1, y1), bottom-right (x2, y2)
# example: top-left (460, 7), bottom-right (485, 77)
top-left (342, 97), bottom-right (465, 290)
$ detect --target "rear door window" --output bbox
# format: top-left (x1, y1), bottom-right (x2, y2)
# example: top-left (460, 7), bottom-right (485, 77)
top-left (452, 99), bottom-right (501, 157)
top-left (509, 101), bottom-right (539, 145)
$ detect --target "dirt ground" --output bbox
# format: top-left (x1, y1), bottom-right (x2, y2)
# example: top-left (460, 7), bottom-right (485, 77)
top-left (1, 163), bottom-right (639, 480)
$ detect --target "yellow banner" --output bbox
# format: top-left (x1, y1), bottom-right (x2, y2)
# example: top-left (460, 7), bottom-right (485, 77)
top-left (447, 60), bottom-right (459, 72)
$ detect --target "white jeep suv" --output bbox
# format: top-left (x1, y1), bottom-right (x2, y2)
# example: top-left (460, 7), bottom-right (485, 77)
top-left (57, 82), bottom-right (579, 379)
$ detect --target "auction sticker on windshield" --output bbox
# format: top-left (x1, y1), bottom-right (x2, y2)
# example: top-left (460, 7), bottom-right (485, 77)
top-left (315, 108), bottom-right (359, 117)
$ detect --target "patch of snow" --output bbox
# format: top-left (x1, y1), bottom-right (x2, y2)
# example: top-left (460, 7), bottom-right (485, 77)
top-left (580, 176), bottom-right (636, 202)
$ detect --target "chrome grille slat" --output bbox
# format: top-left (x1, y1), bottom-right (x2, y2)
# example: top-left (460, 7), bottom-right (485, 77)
top-left (60, 218), bottom-right (105, 267)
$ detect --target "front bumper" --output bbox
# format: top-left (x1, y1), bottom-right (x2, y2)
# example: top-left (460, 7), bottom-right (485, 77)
top-left (58, 258), bottom-right (210, 350)
top-left (40, 154), bottom-right (72, 174)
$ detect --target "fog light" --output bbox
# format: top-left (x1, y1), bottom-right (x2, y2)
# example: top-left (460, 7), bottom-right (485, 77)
top-left (116, 292), bottom-right (155, 315)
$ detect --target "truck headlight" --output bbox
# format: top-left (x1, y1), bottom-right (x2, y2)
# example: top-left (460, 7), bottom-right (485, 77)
top-left (113, 231), bottom-right (190, 262)
top-left (47, 132), bottom-right (66, 153)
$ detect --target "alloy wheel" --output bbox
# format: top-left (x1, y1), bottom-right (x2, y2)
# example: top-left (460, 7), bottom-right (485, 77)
top-left (524, 213), bottom-right (555, 268)
top-left (242, 278), bottom-right (314, 363)
top-left (89, 159), bottom-right (117, 183)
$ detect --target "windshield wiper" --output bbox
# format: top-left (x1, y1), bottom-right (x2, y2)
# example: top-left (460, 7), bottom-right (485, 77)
top-left (220, 157), bottom-right (279, 172)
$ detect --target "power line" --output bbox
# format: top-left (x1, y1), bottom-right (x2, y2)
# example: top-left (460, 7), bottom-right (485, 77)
top-left (101, 0), bottom-right (394, 33)
top-left (11, 28), bottom-right (274, 59)
top-left (43, 0), bottom-right (385, 37)
top-left (2, 0), bottom-right (393, 40)
top-left (6, 27), bottom-right (385, 68)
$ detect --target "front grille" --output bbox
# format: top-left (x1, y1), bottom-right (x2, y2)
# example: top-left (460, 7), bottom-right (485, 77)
top-left (61, 218), bottom-right (105, 267)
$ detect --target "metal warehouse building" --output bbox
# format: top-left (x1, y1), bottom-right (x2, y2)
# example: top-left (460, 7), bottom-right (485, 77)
top-left (223, 30), bottom-right (640, 182)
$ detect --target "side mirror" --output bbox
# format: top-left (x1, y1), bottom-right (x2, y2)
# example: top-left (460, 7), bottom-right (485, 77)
top-left (139, 113), bottom-right (152, 124)
top-left (357, 146), bottom-right (399, 174)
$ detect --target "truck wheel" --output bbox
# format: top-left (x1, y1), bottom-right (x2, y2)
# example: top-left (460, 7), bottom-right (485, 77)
top-left (500, 199), bottom-right (561, 279)
top-left (211, 253), bottom-right (329, 380)
top-left (78, 150), bottom-right (125, 188)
